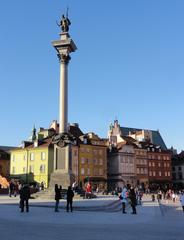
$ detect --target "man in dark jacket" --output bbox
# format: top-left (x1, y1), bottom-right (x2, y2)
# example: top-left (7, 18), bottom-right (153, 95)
top-left (55, 184), bottom-right (61, 212)
top-left (19, 184), bottom-right (30, 212)
top-left (66, 186), bottom-right (74, 212)
top-left (129, 187), bottom-right (137, 214)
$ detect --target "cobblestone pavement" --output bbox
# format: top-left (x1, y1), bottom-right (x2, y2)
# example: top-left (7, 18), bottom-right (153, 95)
top-left (0, 195), bottom-right (183, 240)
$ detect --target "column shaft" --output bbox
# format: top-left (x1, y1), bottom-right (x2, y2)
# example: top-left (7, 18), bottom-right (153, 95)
top-left (59, 61), bottom-right (68, 133)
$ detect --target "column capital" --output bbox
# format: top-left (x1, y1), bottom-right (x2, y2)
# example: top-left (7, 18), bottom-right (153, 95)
top-left (57, 53), bottom-right (71, 64)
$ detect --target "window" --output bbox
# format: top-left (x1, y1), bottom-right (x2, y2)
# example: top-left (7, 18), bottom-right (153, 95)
top-left (172, 173), bottom-right (176, 180)
top-left (167, 163), bottom-right (170, 168)
top-left (167, 171), bottom-right (171, 177)
top-left (29, 165), bottom-right (34, 173)
top-left (30, 153), bottom-right (34, 161)
top-left (99, 150), bottom-right (102, 155)
top-left (153, 171), bottom-right (156, 176)
top-left (159, 171), bottom-right (162, 177)
top-left (172, 167), bottom-right (175, 171)
top-left (87, 168), bottom-right (90, 175)
top-left (99, 159), bottom-right (103, 165)
top-left (12, 167), bottom-right (15, 174)
top-left (23, 155), bottom-right (26, 161)
top-left (152, 162), bottom-right (155, 167)
top-left (86, 158), bottom-right (90, 165)
top-left (23, 167), bottom-right (26, 173)
top-left (93, 150), bottom-right (97, 155)
top-left (41, 152), bottom-right (46, 160)
top-left (149, 162), bottom-right (152, 167)
top-left (158, 162), bottom-right (161, 167)
top-left (94, 159), bottom-right (98, 165)
top-left (12, 155), bottom-right (15, 162)
top-left (149, 171), bottom-right (152, 176)
top-left (81, 158), bottom-right (85, 164)
top-left (165, 171), bottom-right (167, 177)
top-left (137, 168), bottom-right (140, 174)
top-left (178, 166), bottom-right (182, 171)
top-left (40, 164), bottom-right (45, 173)
top-left (179, 173), bottom-right (183, 180)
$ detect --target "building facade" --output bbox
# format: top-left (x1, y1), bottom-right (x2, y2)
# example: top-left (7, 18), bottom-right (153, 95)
top-left (143, 143), bottom-right (172, 186)
top-left (134, 147), bottom-right (148, 187)
top-left (172, 151), bottom-right (184, 188)
top-left (10, 138), bottom-right (54, 188)
top-left (78, 133), bottom-right (107, 190)
top-left (108, 143), bottom-right (136, 190)
top-left (107, 119), bottom-right (172, 189)
top-left (0, 148), bottom-right (10, 178)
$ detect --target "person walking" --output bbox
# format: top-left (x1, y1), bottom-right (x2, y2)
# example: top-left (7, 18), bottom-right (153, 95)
top-left (129, 187), bottom-right (137, 214)
top-left (180, 191), bottom-right (184, 212)
top-left (19, 184), bottom-right (30, 213)
top-left (120, 187), bottom-right (128, 214)
top-left (66, 186), bottom-right (74, 212)
top-left (14, 182), bottom-right (19, 197)
top-left (55, 184), bottom-right (61, 212)
top-left (9, 181), bottom-right (14, 197)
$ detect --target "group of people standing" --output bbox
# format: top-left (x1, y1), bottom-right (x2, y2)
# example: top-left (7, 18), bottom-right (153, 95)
top-left (9, 180), bottom-right (20, 197)
top-left (119, 187), bottom-right (138, 214)
top-left (55, 184), bottom-right (74, 212)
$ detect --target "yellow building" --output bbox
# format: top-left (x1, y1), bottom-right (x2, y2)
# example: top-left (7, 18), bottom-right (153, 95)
top-left (10, 138), bottom-right (54, 188)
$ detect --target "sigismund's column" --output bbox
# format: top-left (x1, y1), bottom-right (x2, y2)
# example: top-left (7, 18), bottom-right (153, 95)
top-left (52, 15), bottom-right (77, 134)
top-left (49, 14), bottom-right (77, 189)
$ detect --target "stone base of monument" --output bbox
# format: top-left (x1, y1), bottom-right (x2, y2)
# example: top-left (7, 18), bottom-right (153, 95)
top-left (32, 171), bottom-right (75, 199)
top-left (49, 170), bottom-right (75, 189)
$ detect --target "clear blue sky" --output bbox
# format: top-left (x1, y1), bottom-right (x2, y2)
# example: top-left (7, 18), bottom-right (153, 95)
top-left (0, 0), bottom-right (183, 152)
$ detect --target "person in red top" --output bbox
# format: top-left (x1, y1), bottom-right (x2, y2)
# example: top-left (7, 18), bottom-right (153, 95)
top-left (86, 182), bottom-right (92, 193)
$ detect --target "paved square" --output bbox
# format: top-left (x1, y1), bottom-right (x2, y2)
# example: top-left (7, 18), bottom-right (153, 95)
top-left (0, 195), bottom-right (183, 240)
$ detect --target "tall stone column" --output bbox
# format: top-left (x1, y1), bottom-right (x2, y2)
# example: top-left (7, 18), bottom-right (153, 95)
top-left (52, 32), bottom-right (77, 134)
top-left (49, 15), bottom-right (77, 189)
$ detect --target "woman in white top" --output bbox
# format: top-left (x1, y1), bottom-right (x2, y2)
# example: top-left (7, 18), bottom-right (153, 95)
top-left (120, 187), bottom-right (128, 214)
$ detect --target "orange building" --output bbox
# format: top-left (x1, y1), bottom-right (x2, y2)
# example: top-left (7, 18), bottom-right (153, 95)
top-left (0, 148), bottom-right (10, 178)
top-left (78, 133), bottom-right (107, 190)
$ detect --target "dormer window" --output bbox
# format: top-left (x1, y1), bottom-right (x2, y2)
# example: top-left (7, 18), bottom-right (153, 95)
top-left (34, 141), bottom-right (38, 148)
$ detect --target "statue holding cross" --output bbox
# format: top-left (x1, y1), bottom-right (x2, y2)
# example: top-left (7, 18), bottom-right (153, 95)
top-left (58, 14), bottom-right (71, 32)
